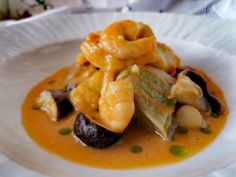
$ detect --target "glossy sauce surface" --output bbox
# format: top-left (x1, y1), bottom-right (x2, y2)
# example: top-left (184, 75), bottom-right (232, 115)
top-left (22, 67), bottom-right (228, 169)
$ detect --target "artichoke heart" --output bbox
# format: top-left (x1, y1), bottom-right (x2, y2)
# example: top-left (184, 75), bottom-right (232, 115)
top-left (119, 65), bottom-right (176, 140)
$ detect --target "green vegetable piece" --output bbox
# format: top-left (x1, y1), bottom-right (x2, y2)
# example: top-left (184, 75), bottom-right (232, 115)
top-left (130, 66), bottom-right (176, 140)
top-left (169, 145), bottom-right (187, 156)
top-left (48, 80), bottom-right (56, 84)
top-left (32, 105), bottom-right (41, 110)
top-left (140, 70), bottom-right (156, 83)
top-left (162, 99), bottom-right (175, 107)
top-left (137, 79), bottom-right (174, 107)
top-left (176, 126), bottom-right (188, 134)
top-left (130, 145), bottom-right (143, 154)
top-left (58, 128), bottom-right (72, 136)
top-left (200, 128), bottom-right (212, 135)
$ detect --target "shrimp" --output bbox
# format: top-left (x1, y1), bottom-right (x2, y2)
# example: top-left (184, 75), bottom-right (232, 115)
top-left (80, 32), bottom-right (107, 69)
top-left (70, 71), bottom-right (103, 113)
top-left (65, 64), bottom-right (96, 87)
top-left (100, 20), bottom-right (156, 59)
top-left (75, 53), bottom-right (88, 66)
top-left (100, 55), bottom-right (125, 95)
top-left (99, 79), bottom-right (135, 133)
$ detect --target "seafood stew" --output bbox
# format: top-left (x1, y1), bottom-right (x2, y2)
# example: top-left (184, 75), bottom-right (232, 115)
top-left (22, 20), bottom-right (228, 169)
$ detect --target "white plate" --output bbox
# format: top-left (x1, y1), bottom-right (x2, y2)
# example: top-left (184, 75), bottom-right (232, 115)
top-left (0, 12), bottom-right (236, 177)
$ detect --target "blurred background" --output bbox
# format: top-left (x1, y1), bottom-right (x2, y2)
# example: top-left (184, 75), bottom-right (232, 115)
top-left (0, 0), bottom-right (236, 23)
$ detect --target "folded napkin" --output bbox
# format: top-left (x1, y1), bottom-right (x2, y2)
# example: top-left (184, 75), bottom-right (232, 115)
top-left (129, 0), bottom-right (236, 20)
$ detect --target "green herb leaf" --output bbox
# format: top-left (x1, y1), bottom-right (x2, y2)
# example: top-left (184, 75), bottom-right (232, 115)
top-left (32, 105), bottom-right (41, 110)
top-left (48, 80), bottom-right (56, 84)
top-left (176, 126), bottom-right (188, 135)
top-left (130, 145), bottom-right (143, 154)
top-left (58, 128), bottom-right (72, 136)
top-left (169, 145), bottom-right (187, 156)
top-left (200, 128), bottom-right (212, 135)
top-left (36, 0), bottom-right (45, 5)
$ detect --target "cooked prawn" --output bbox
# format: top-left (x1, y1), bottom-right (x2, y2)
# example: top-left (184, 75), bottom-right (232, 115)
top-left (75, 53), bottom-right (88, 66)
top-left (65, 64), bottom-right (96, 87)
top-left (80, 32), bottom-right (107, 69)
top-left (100, 20), bottom-right (156, 59)
top-left (72, 20), bottom-right (180, 134)
top-left (100, 55), bottom-right (125, 95)
top-left (70, 71), bottom-right (103, 113)
top-left (99, 79), bottom-right (135, 133)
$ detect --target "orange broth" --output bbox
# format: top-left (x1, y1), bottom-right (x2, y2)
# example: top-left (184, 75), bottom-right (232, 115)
top-left (21, 67), bottom-right (228, 169)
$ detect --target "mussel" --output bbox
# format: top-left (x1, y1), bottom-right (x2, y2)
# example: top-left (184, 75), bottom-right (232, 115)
top-left (38, 89), bottom-right (74, 121)
top-left (170, 74), bottom-right (209, 112)
top-left (185, 69), bottom-right (222, 116)
top-left (73, 113), bottom-right (122, 148)
top-left (69, 71), bottom-right (103, 112)
top-left (171, 68), bottom-right (223, 117)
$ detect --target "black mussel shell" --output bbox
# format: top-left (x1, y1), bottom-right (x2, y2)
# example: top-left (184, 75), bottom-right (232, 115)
top-left (185, 70), bottom-right (223, 117)
top-left (73, 113), bottom-right (122, 148)
top-left (39, 89), bottom-right (74, 121)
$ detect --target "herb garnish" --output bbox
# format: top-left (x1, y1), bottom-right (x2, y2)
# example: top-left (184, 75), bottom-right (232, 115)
top-left (130, 145), bottom-right (143, 154)
top-left (200, 128), bottom-right (212, 135)
top-left (32, 105), bottom-right (41, 110)
top-left (48, 80), bottom-right (56, 84)
top-left (58, 128), bottom-right (72, 136)
top-left (169, 145), bottom-right (187, 156)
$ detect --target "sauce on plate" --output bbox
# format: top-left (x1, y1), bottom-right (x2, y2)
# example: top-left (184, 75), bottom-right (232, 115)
top-left (21, 67), bottom-right (228, 169)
